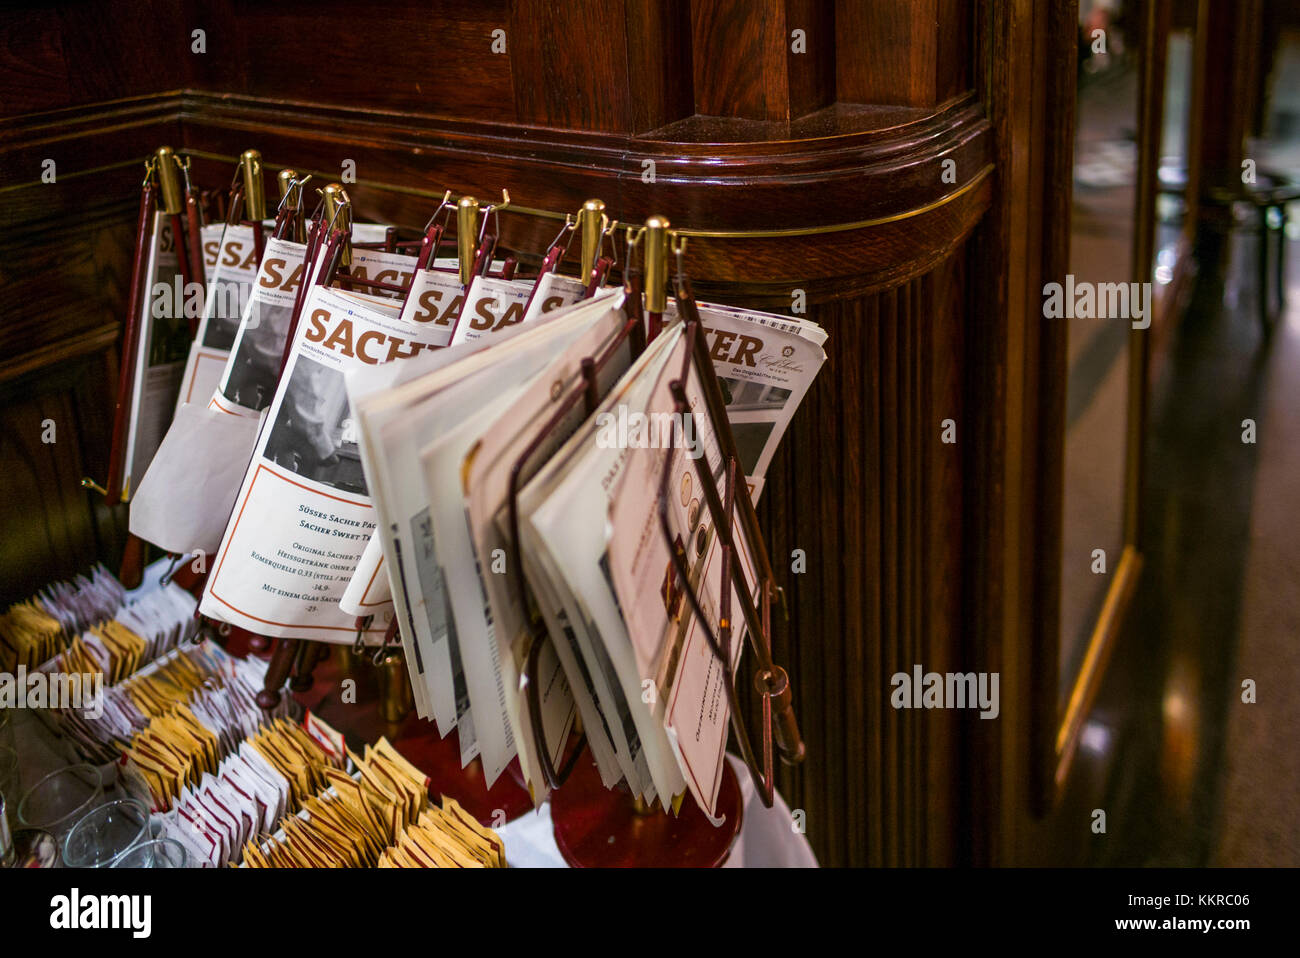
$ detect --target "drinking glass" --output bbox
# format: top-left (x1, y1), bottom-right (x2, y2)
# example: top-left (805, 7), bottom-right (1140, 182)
top-left (62, 798), bottom-right (150, 868)
top-left (112, 837), bottom-right (189, 868)
top-left (0, 747), bottom-right (19, 829)
top-left (5, 828), bottom-right (58, 868)
top-left (17, 763), bottom-right (103, 841)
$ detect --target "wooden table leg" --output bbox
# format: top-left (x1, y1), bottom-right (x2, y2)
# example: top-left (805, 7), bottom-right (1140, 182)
top-left (290, 641), bottom-right (325, 692)
top-left (118, 534), bottom-right (146, 589)
top-left (256, 637), bottom-right (298, 709)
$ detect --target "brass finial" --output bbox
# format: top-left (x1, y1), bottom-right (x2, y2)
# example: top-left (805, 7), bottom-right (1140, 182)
top-left (578, 198), bottom-right (606, 280)
top-left (321, 183), bottom-right (352, 266)
top-left (457, 196), bottom-right (481, 286)
top-left (154, 146), bottom-right (184, 215)
top-left (240, 149), bottom-right (265, 221)
top-left (644, 215), bottom-right (670, 313)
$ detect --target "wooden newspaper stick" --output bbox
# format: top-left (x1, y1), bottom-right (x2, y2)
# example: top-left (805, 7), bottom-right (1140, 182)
top-left (104, 180), bottom-right (158, 506)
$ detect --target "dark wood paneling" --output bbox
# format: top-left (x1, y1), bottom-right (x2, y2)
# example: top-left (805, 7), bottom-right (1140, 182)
top-left (964, 0), bottom-right (1082, 864)
top-left (0, 8), bottom-right (72, 118)
top-left (509, 1), bottom-right (627, 132)
top-left (676, 171), bottom-right (989, 302)
top-left (0, 211), bottom-right (135, 377)
top-left (750, 248), bottom-right (967, 866)
top-left (174, 90), bottom-right (989, 244)
top-left (56, 0), bottom-right (190, 106)
top-left (785, 0), bottom-right (836, 119)
top-left (0, 354), bottom-right (127, 605)
top-left (624, 0), bottom-right (695, 133)
top-left (836, 0), bottom-right (970, 108)
top-left (690, 0), bottom-right (787, 120)
top-left (510, 0), bottom-right (701, 135)
top-left (0, 2), bottom-right (190, 120)
top-left (688, 0), bottom-right (835, 122)
top-left (187, 0), bottom-right (517, 123)
top-left (0, 94), bottom-right (182, 234)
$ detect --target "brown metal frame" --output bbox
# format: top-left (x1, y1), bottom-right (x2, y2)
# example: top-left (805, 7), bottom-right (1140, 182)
top-left (662, 277), bottom-right (805, 807)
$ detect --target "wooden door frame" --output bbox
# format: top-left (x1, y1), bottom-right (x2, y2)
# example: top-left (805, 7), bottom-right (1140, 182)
top-left (970, 0), bottom-right (1178, 863)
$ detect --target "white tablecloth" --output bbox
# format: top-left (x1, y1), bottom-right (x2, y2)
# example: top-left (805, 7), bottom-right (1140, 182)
top-left (498, 755), bottom-right (819, 868)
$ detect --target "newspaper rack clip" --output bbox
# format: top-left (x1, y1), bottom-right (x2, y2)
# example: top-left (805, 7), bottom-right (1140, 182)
top-left (501, 215), bottom-right (807, 800)
top-left (504, 312), bottom-right (647, 789)
top-left (660, 272), bottom-right (807, 809)
top-left (97, 150), bottom-right (168, 506)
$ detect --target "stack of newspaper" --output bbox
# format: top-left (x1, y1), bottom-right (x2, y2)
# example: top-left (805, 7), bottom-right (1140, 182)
top-left (183, 248), bottom-right (824, 812)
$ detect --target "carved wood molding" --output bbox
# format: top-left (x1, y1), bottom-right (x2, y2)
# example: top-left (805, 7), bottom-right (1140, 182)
top-left (177, 90), bottom-right (991, 282)
top-left (0, 87), bottom-right (995, 381)
top-left (0, 93), bottom-right (183, 236)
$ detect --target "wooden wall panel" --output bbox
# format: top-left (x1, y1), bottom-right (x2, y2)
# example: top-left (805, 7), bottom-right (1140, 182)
top-left (0, 2), bottom-right (190, 119)
top-left (189, 0), bottom-right (517, 123)
top-left (785, 0), bottom-right (836, 119)
top-left (508, 1), bottom-right (631, 132)
top-left (935, 0), bottom-right (972, 104)
top-left (55, 0), bottom-right (190, 105)
top-left (0, 212), bottom-right (134, 382)
top-left (836, 0), bottom-right (970, 108)
top-left (690, 0), bottom-right (786, 120)
top-left (0, 8), bottom-right (72, 118)
top-left (0, 95), bottom-right (181, 235)
top-left (0, 354), bottom-right (127, 604)
top-left (623, 0), bottom-right (695, 133)
top-left (175, 91), bottom-right (988, 259)
top-left (688, 0), bottom-right (834, 122)
top-left (508, 0), bottom-right (697, 134)
top-left (752, 247), bottom-right (968, 866)
top-left (0, 87), bottom-right (176, 609)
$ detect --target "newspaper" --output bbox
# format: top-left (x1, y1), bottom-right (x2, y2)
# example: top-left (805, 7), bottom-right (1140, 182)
top-left (522, 272), bottom-right (588, 324)
top-left (448, 271), bottom-right (586, 346)
top-left (347, 290), bottom-right (622, 783)
top-left (339, 265), bottom-right (494, 720)
top-left (604, 327), bottom-right (757, 817)
top-left (335, 266), bottom-right (584, 617)
top-left (393, 266), bottom-right (470, 347)
top-left (130, 231), bottom-right (309, 557)
top-left (447, 275), bottom-right (532, 345)
top-left (176, 223), bottom-right (261, 413)
top-left (512, 299), bottom-right (826, 812)
top-left (199, 222), bottom-right (226, 284)
top-left (516, 323), bottom-right (687, 805)
top-left (130, 227), bottom-right (402, 558)
top-left (346, 334), bottom-right (506, 736)
top-left (129, 402), bottom-right (263, 555)
top-left (337, 529), bottom-right (392, 619)
top-left (211, 225), bottom-right (392, 418)
top-left (461, 297), bottom-right (635, 799)
top-left (198, 277), bottom-right (444, 643)
top-left (421, 292), bottom-right (626, 794)
top-left (122, 211), bottom-right (190, 496)
top-left (686, 302), bottom-right (826, 496)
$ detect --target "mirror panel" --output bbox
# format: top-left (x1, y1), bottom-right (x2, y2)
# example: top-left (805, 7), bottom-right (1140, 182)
top-left (1059, 1), bottom-right (1143, 696)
